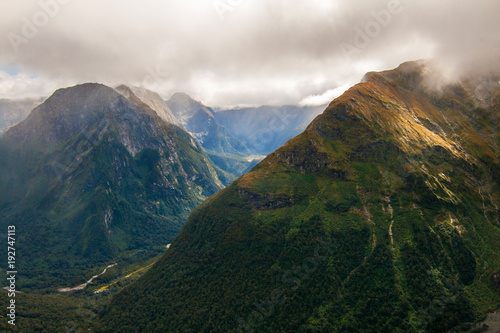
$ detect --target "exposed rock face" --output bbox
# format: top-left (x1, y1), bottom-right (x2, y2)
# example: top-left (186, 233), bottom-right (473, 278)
top-left (115, 85), bottom-right (180, 126)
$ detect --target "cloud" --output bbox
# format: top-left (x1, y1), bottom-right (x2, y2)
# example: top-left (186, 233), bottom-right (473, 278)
top-left (0, 70), bottom-right (72, 99)
top-left (299, 84), bottom-right (352, 107)
top-left (0, 0), bottom-right (499, 106)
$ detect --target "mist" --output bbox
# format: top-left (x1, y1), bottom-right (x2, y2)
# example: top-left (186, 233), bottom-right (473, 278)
top-left (0, 0), bottom-right (499, 107)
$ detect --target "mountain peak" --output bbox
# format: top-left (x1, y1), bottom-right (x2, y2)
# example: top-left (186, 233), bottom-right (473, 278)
top-left (169, 91), bottom-right (195, 102)
top-left (167, 92), bottom-right (213, 116)
top-left (3, 83), bottom-right (139, 151)
top-left (324, 60), bottom-right (499, 163)
top-left (50, 82), bottom-right (114, 103)
top-left (166, 92), bottom-right (216, 124)
top-left (115, 85), bottom-right (180, 126)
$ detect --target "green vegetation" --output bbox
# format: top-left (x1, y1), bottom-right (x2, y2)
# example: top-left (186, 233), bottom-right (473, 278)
top-left (0, 252), bottom-right (160, 332)
top-left (99, 63), bottom-right (500, 332)
top-left (0, 83), bottom-right (225, 291)
top-left (0, 65), bottom-right (497, 332)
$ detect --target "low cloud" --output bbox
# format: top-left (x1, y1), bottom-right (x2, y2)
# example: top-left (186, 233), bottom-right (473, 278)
top-left (299, 84), bottom-right (352, 107)
top-left (0, 0), bottom-right (499, 106)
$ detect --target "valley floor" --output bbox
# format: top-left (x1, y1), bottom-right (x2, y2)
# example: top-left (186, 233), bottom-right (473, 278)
top-left (0, 253), bottom-right (161, 332)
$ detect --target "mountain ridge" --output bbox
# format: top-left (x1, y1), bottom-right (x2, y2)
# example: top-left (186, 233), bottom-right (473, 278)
top-left (100, 61), bottom-right (500, 332)
top-left (115, 85), bottom-right (181, 126)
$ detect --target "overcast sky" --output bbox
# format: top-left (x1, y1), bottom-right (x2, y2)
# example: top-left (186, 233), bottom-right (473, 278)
top-left (1, 0), bottom-right (499, 107)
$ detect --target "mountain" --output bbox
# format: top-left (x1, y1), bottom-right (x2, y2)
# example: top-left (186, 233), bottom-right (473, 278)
top-left (164, 93), bottom-right (322, 176)
top-left (0, 97), bottom-right (44, 135)
top-left (100, 61), bottom-right (500, 332)
top-left (166, 92), bottom-right (254, 176)
top-left (0, 83), bottom-right (225, 290)
top-left (215, 104), bottom-right (324, 155)
top-left (115, 85), bottom-right (180, 126)
top-left (166, 92), bottom-right (250, 155)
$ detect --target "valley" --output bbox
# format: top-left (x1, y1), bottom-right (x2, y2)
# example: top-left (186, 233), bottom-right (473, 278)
top-left (0, 81), bottom-right (327, 332)
top-left (0, 61), bottom-right (498, 332)
top-left (1, 1), bottom-right (499, 331)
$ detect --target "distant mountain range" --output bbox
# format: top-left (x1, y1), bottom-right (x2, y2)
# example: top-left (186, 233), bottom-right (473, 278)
top-left (100, 61), bottom-right (500, 332)
top-left (215, 104), bottom-right (324, 155)
top-left (166, 92), bottom-right (249, 155)
top-left (165, 92), bottom-right (255, 176)
top-left (163, 93), bottom-right (325, 175)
